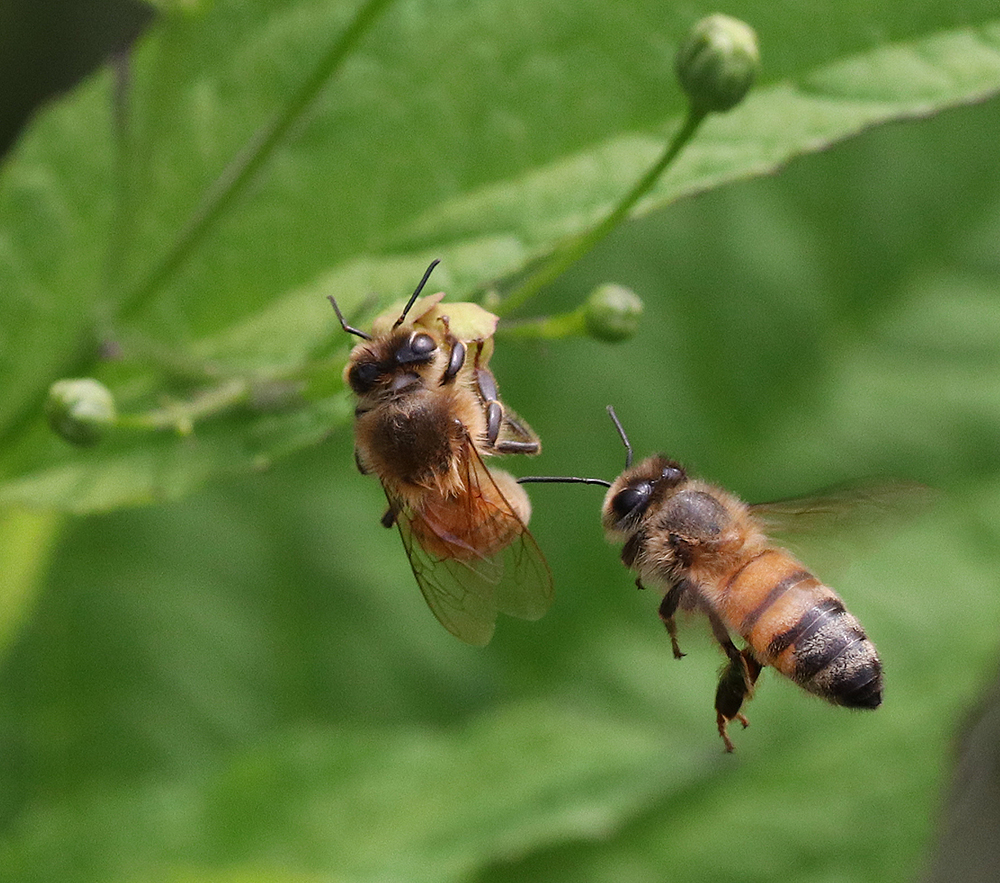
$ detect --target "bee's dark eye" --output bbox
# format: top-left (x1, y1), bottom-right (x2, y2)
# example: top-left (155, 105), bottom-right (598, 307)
top-left (612, 481), bottom-right (653, 522)
top-left (349, 361), bottom-right (380, 392)
top-left (410, 333), bottom-right (436, 356)
top-left (395, 332), bottom-right (437, 365)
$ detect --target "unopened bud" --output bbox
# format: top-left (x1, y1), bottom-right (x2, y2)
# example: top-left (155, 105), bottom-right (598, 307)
top-left (676, 14), bottom-right (759, 114)
top-left (584, 284), bottom-right (644, 342)
top-left (45, 378), bottom-right (117, 446)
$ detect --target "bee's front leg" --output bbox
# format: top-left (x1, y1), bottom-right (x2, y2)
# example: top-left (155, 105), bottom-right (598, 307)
top-left (442, 339), bottom-right (467, 383)
top-left (474, 364), bottom-right (539, 454)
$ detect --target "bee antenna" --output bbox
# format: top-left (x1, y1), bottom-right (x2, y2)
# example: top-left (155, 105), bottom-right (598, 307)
top-left (327, 295), bottom-right (372, 340)
top-left (517, 475), bottom-right (612, 488)
top-left (393, 259), bottom-right (442, 329)
top-left (607, 405), bottom-right (633, 469)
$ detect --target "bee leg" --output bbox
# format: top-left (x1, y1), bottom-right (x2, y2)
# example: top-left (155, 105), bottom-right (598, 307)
top-left (707, 612), bottom-right (757, 751)
top-left (716, 709), bottom-right (746, 754)
top-left (715, 654), bottom-right (754, 750)
top-left (441, 339), bottom-right (467, 384)
top-left (657, 582), bottom-right (687, 659)
top-left (380, 507), bottom-right (396, 528)
top-left (470, 364), bottom-right (504, 447)
top-left (741, 647), bottom-right (763, 692)
top-left (496, 411), bottom-right (541, 454)
top-left (472, 362), bottom-right (541, 454)
top-left (714, 651), bottom-right (763, 752)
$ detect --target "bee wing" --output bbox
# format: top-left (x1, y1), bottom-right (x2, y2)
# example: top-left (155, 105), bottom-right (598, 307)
top-left (390, 445), bottom-right (553, 646)
top-left (751, 480), bottom-right (933, 535)
top-left (751, 479), bottom-right (934, 571)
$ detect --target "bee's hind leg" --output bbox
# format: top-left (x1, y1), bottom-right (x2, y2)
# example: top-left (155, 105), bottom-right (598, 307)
top-left (714, 651), bottom-right (762, 751)
top-left (707, 612), bottom-right (762, 751)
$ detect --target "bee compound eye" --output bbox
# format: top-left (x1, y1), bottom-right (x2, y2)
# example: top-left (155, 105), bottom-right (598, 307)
top-left (349, 361), bottom-right (380, 392)
top-left (612, 481), bottom-right (652, 522)
top-left (410, 332), bottom-right (437, 356)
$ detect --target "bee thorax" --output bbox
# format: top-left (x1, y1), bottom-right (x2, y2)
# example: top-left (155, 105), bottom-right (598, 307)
top-left (657, 489), bottom-right (732, 542)
top-left (357, 392), bottom-right (463, 487)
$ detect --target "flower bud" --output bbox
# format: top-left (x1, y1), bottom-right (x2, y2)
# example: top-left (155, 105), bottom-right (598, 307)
top-left (675, 14), bottom-right (759, 114)
top-left (584, 284), bottom-right (644, 342)
top-left (45, 378), bottom-right (117, 446)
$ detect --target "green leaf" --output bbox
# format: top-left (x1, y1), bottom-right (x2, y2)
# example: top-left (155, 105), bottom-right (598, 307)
top-left (398, 23), bottom-right (1000, 254)
top-left (1, 2), bottom-right (999, 512)
top-left (0, 702), bottom-right (704, 883)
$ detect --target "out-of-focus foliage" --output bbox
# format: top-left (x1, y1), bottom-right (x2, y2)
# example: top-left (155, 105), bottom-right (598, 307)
top-left (2, 1), bottom-right (1000, 881)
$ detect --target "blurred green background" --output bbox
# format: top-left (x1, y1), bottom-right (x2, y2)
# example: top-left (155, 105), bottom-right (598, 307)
top-left (2, 2), bottom-right (1000, 881)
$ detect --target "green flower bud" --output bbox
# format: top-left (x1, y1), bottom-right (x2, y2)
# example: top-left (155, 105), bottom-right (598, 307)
top-left (45, 378), bottom-right (117, 446)
top-left (584, 284), bottom-right (644, 342)
top-left (675, 14), bottom-right (760, 114)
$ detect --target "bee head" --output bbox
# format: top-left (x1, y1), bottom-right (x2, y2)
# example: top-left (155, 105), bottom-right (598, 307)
top-left (602, 455), bottom-right (687, 537)
top-left (333, 260), bottom-right (446, 397)
top-left (346, 330), bottom-right (441, 396)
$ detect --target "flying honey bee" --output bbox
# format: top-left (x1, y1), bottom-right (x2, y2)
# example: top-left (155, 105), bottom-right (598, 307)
top-left (328, 260), bottom-right (552, 646)
top-left (521, 407), bottom-right (892, 752)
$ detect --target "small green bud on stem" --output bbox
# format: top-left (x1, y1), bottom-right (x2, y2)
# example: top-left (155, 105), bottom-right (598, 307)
top-left (46, 378), bottom-right (117, 446)
top-left (676, 14), bottom-right (759, 114)
top-left (495, 15), bottom-right (759, 316)
top-left (584, 284), bottom-right (644, 342)
top-left (497, 283), bottom-right (643, 343)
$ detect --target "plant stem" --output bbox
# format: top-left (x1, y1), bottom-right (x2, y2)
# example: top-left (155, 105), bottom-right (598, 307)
top-left (118, 0), bottom-right (398, 321)
top-left (116, 350), bottom-right (349, 435)
top-left (496, 309), bottom-right (586, 340)
top-left (496, 106), bottom-right (706, 317)
top-left (118, 377), bottom-right (251, 434)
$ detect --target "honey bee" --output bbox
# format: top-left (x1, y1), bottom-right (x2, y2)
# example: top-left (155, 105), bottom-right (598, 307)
top-left (328, 260), bottom-right (552, 646)
top-left (521, 407), bottom-right (888, 751)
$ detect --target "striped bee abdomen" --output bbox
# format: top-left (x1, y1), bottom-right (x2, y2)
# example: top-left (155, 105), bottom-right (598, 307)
top-left (726, 550), bottom-right (883, 710)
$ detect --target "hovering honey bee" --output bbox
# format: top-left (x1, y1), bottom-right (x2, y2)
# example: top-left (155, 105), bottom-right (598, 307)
top-left (328, 260), bottom-right (552, 646)
top-left (521, 407), bottom-right (892, 752)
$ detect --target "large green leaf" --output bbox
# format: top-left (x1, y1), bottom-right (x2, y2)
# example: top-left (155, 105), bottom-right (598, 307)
top-left (0, 702), bottom-right (707, 883)
top-left (1, 1), bottom-right (999, 512)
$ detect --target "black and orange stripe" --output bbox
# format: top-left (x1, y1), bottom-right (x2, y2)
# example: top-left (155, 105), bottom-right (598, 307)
top-left (722, 549), bottom-right (883, 710)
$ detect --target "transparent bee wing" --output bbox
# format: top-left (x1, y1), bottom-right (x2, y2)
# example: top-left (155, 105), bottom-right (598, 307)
top-left (750, 480), bottom-right (933, 536)
top-left (389, 444), bottom-right (553, 646)
top-left (395, 511), bottom-right (500, 646)
top-left (750, 480), bottom-right (935, 575)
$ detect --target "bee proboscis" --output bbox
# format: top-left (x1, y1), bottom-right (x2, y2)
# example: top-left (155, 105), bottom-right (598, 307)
top-left (329, 261), bottom-right (552, 646)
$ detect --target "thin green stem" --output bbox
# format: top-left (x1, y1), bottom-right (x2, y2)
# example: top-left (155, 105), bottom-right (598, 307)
top-left (118, 0), bottom-right (397, 321)
top-left (496, 308), bottom-right (586, 341)
top-left (114, 350), bottom-right (348, 435)
top-left (102, 49), bottom-right (135, 329)
top-left (118, 378), bottom-right (251, 434)
top-left (496, 106), bottom-right (707, 317)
